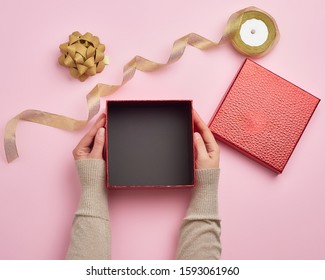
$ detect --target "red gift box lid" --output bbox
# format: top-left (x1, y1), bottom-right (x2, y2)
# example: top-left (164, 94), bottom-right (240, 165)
top-left (209, 59), bottom-right (320, 173)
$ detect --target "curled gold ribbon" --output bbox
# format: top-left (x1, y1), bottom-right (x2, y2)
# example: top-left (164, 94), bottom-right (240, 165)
top-left (4, 6), bottom-right (279, 163)
top-left (58, 31), bottom-right (109, 81)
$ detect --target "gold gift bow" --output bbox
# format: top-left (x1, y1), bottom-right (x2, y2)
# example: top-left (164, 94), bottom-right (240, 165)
top-left (58, 31), bottom-right (110, 81)
top-left (4, 6), bottom-right (279, 163)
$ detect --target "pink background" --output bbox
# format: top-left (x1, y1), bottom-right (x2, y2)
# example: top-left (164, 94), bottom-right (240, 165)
top-left (0, 0), bottom-right (324, 260)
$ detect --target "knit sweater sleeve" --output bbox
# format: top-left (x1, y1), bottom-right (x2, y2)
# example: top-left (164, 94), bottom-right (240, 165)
top-left (176, 168), bottom-right (221, 260)
top-left (65, 159), bottom-right (111, 260)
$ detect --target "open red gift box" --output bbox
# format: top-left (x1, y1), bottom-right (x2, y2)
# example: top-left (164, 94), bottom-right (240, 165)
top-left (105, 100), bottom-right (195, 188)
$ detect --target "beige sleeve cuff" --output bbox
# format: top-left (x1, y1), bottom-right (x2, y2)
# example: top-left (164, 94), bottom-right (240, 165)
top-left (185, 168), bottom-right (220, 220)
top-left (75, 159), bottom-right (108, 220)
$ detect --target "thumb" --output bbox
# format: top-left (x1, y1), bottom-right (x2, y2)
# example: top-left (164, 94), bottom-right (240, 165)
top-left (89, 127), bottom-right (105, 159)
top-left (194, 132), bottom-right (208, 159)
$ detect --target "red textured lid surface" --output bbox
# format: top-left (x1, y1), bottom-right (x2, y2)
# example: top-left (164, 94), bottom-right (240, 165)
top-left (209, 59), bottom-right (320, 173)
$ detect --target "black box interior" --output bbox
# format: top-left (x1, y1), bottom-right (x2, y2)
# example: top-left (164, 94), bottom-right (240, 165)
top-left (107, 100), bottom-right (194, 187)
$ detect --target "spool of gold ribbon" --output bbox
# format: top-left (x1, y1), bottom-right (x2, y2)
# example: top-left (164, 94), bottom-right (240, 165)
top-left (228, 9), bottom-right (279, 57)
top-left (4, 6), bottom-right (279, 163)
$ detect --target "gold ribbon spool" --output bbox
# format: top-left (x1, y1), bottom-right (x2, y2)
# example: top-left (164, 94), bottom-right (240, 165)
top-left (4, 6), bottom-right (279, 163)
top-left (228, 9), bottom-right (279, 57)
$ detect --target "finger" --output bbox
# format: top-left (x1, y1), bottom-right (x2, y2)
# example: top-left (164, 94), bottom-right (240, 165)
top-left (77, 114), bottom-right (106, 148)
top-left (193, 109), bottom-right (218, 153)
top-left (194, 132), bottom-right (208, 159)
top-left (89, 127), bottom-right (106, 159)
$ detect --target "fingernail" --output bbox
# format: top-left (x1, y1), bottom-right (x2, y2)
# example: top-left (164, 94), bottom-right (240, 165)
top-left (194, 132), bottom-right (201, 139)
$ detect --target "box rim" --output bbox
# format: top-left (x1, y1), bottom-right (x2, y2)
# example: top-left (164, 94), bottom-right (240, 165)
top-left (105, 99), bottom-right (195, 188)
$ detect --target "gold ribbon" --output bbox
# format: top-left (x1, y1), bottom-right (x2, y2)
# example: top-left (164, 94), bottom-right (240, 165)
top-left (4, 6), bottom-right (279, 163)
top-left (58, 31), bottom-right (109, 81)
